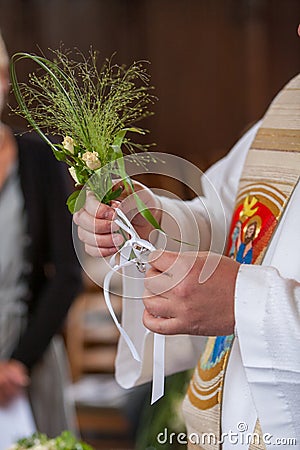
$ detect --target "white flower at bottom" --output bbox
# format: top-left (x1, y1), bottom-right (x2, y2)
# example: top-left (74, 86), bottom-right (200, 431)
top-left (32, 446), bottom-right (49, 450)
top-left (69, 167), bottom-right (80, 185)
top-left (82, 151), bottom-right (101, 170)
top-left (62, 136), bottom-right (75, 154)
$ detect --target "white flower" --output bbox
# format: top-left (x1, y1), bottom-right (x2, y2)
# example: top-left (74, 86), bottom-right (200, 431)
top-left (69, 166), bottom-right (80, 185)
top-left (82, 151), bottom-right (101, 170)
top-left (62, 136), bottom-right (75, 154)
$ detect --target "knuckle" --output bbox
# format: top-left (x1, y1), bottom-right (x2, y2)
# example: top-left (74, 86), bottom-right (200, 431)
top-left (95, 234), bottom-right (106, 247)
top-left (101, 249), bottom-right (113, 257)
top-left (145, 268), bottom-right (155, 279)
top-left (156, 323), bottom-right (164, 334)
top-left (145, 300), bottom-right (157, 317)
top-left (77, 227), bottom-right (84, 241)
top-left (173, 279), bottom-right (189, 298)
top-left (97, 204), bottom-right (114, 220)
top-left (93, 218), bottom-right (111, 234)
top-left (142, 310), bottom-right (151, 329)
top-left (84, 243), bottom-right (94, 256)
top-left (188, 321), bottom-right (202, 335)
top-left (181, 299), bottom-right (192, 316)
top-left (85, 244), bottom-right (101, 258)
top-left (176, 259), bottom-right (194, 281)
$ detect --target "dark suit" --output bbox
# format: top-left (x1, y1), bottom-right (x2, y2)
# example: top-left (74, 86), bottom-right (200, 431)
top-left (10, 132), bottom-right (82, 370)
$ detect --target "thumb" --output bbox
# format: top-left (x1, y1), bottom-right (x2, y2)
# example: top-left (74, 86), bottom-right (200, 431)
top-left (148, 250), bottom-right (179, 273)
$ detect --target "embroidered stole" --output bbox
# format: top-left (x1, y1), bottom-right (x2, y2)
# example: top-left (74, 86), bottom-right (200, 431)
top-left (182, 73), bottom-right (300, 450)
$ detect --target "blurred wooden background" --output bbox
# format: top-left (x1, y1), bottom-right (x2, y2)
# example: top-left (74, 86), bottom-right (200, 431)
top-left (1, 0), bottom-right (300, 188)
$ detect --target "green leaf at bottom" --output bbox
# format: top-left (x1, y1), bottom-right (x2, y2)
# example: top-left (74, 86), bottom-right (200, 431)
top-left (66, 189), bottom-right (86, 213)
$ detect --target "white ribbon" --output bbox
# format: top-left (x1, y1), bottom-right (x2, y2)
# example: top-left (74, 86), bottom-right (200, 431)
top-left (103, 208), bottom-right (166, 404)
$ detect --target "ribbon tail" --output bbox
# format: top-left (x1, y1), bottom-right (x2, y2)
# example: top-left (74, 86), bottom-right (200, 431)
top-left (103, 210), bottom-right (166, 404)
top-left (151, 333), bottom-right (165, 404)
top-left (103, 268), bottom-right (141, 362)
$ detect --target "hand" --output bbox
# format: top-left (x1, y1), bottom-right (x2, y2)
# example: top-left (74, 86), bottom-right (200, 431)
top-left (73, 181), bottom-right (161, 258)
top-left (0, 360), bottom-right (29, 406)
top-left (143, 250), bottom-right (240, 336)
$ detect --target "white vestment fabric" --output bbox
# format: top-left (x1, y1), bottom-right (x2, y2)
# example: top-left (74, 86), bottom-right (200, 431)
top-left (115, 123), bottom-right (300, 448)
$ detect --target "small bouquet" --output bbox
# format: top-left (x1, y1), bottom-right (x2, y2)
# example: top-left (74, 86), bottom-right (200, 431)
top-left (10, 48), bottom-right (169, 405)
top-left (10, 48), bottom-right (161, 228)
top-left (8, 431), bottom-right (92, 450)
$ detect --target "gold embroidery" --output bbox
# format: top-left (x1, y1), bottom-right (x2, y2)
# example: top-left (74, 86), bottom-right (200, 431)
top-left (240, 195), bottom-right (259, 219)
top-left (253, 128), bottom-right (300, 152)
top-left (197, 355), bottom-right (227, 382)
top-left (237, 183), bottom-right (286, 209)
top-left (187, 352), bottom-right (231, 411)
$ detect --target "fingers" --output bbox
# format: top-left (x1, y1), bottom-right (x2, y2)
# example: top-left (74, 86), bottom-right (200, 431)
top-left (75, 212), bottom-right (121, 257)
top-left (74, 208), bottom-right (117, 234)
top-left (144, 268), bottom-right (174, 296)
top-left (73, 190), bottom-right (119, 232)
top-left (73, 187), bottom-right (161, 258)
top-left (83, 243), bottom-right (117, 258)
top-left (142, 288), bottom-right (184, 335)
top-left (143, 290), bottom-right (173, 315)
top-left (78, 227), bottom-right (124, 249)
top-left (143, 309), bottom-right (181, 335)
top-left (73, 192), bottom-right (122, 257)
top-left (84, 191), bottom-right (116, 219)
top-left (147, 250), bottom-right (195, 287)
top-left (148, 250), bottom-right (179, 273)
top-left (79, 231), bottom-right (124, 258)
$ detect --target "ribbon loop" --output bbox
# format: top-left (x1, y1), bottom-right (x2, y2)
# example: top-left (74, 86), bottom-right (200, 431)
top-left (103, 208), bottom-right (165, 403)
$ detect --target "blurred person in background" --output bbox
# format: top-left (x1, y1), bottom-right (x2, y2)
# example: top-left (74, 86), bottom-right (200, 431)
top-left (0, 30), bottom-right (82, 443)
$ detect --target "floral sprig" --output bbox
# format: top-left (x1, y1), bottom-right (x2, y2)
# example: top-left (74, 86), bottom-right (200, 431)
top-left (10, 48), bottom-right (160, 226)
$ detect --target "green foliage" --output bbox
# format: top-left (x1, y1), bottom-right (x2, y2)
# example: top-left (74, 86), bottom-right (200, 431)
top-left (10, 49), bottom-right (155, 170)
top-left (133, 191), bottom-right (163, 231)
top-left (10, 49), bottom-right (162, 231)
top-left (53, 431), bottom-right (93, 450)
top-left (15, 431), bottom-right (93, 450)
top-left (10, 48), bottom-right (165, 238)
top-left (66, 189), bottom-right (86, 214)
top-left (10, 48), bottom-right (155, 191)
top-left (16, 433), bottom-right (49, 447)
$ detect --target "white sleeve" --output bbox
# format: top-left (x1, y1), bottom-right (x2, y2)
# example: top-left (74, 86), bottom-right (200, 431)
top-left (156, 122), bottom-right (261, 254)
top-left (115, 123), bottom-right (261, 389)
top-left (235, 265), bottom-right (300, 442)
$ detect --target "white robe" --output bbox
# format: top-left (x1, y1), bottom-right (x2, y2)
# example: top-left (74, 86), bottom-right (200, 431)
top-left (115, 123), bottom-right (300, 449)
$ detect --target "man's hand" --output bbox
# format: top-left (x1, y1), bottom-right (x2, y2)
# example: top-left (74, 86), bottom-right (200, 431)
top-left (73, 181), bottom-right (161, 258)
top-left (0, 360), bottom-right (29, 406)
top-left (143, 250), bottom-right (240, 336)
